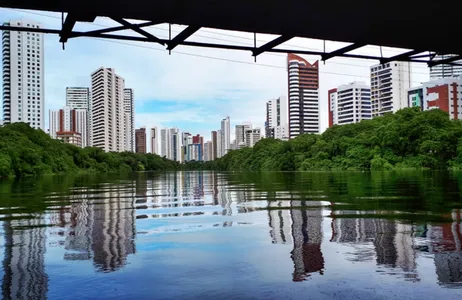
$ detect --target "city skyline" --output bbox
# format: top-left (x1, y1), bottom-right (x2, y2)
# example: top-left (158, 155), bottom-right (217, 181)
top-left (0, 10), bottom-right (431, 150)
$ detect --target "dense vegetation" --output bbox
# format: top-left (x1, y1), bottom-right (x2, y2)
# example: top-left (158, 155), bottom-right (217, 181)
top-left (0, 122), bottom-right (179, 178)
top-left (193, 108), bottom-right (462, 171)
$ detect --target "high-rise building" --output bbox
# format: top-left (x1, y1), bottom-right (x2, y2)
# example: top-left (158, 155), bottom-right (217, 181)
top-left (2, 20), bottom-right (45, 130)
top-left (160, 128), bottom-right (170, 158)
top-left (211, 131), bottom-right (218, 160)
top-left (287, 54), bottom-right (319, 138)
top-left (220, 116), bottom-right (231, 156)
top-left (192, 134), bottom-right (204, 161)
top-left (123, 88), bottom-right (135, 152)
top-left (182, 132), bottom-right (192, 161)
top-left (245, 128), bottom-right (262, 148)
top-left (266, 96), bottom-right (288, 140)
top-left (204, 141), bottom-right (212, 161)
top-left (66, 87), bottom-right (90, 146)
top-left (235, 123), bottom-right (252, 148)
top-left (49, 106), bottom-right (87, 147)
top-left (90, 67), bottom-right (127, 152)
top-left (328, 82), bottom-right (372, 127)
top-left (407, 77), bottom-right (462, 120)
top-left (135, 127), bottom-right (146, 153)
top-left (150, 127), bottom-right (158, 154)
top-left (430, 54), bottom-right (462, 80)
top-left (216, 130), bottom-right (222, 158)
top-left (370, 62), bottom-right (411, 117)
top-left (66, 87), bottom-right (90, 110)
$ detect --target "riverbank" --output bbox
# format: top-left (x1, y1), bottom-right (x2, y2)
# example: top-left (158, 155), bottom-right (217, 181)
top-left (0, 122), bottom-right (179, 178)
top-left (185, 108), bottom-right (462, 171)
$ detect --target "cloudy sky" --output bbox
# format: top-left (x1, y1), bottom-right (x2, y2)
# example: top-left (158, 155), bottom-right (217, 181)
top-left (0, 8), bottom-right (430, 150)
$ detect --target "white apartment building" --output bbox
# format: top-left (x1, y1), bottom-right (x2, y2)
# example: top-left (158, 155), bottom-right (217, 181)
top-left (287, 54), bottom-right (320, 138)
top-left (160, 128), bottom-right (170, 158)
top-left (245, 128), bottom-right (262, 148)
top-left (123, 88), bottom-right (135, 152)
top-left (49, 106), bottom-right (87, 147)
top-left (220, 116), bottom-right (230, 156)
top-left (66, 87), bottom-right (90, 146)
top-left (2, 20), bottom-right (45, 130)
top-left (217, 129), bottom-right (222, 158)
top-left (328, 82), bottom-right (372, 127)
top-left (430, 54), bottom-right (462, 80)
top-left (90, 67), bottom-right (127, 152)
top-left (370, 61), bottom-right (411, 117)
top-left (160, 127), bottom-right (182, 162)
top-left (150, 127), bottom-right (158, 154)
top-left (266, 96), bottom-right (288, 140)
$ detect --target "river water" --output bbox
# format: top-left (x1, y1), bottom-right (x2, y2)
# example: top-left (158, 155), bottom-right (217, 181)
top-left (0, 171), bottom-right (461, 299)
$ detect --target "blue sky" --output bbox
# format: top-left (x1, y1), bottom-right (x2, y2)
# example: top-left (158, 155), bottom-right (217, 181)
top-left (0, 8), bottom-right (430, 149)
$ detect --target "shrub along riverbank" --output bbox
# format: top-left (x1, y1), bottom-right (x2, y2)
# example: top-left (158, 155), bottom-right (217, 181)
top-left (3, 107), bottom-right (462, 178)
top-left (0, 123), bottom-right (179, 178)
top-left (187, 108), bottom-right (462, 171)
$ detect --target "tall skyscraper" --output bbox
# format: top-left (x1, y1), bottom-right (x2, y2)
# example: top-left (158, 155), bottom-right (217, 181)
top-left (370, 62), bottom-right (411, 117)
top-left (160, 128), bottom-right (170, 158)
top-left (287, 54), bottom-right (319, 138)
top-left (90, 67), bottom-right (127, 152)
top-left (2, 20), bottom-right (45, 130)
top-left (160, 127), bottom-right (182, 162)
top-left (123, 88), bottom-right (135, 152)
top-left (220, 116), bottom-right (230, 156)
top-left (235, 123), bottom-right (251, 148)
top-left (328, 82), bottom-right (372, 127)
top-left (211, 131), bottom-right (218, 160)
top-left (49, 106), bottom-right (87, 147)
top-left (216, 129), bottom-right (222, 158)
top-left (150, 127), bottom-right (158, 154)
top-left (430, 54), bottom-right (462, 80)
top-left (66, 87), bottom-right (90, 146)
top-left (266, 96), bottom-right (288, 140)
top-left (135, 127), bottom-right (146, 153)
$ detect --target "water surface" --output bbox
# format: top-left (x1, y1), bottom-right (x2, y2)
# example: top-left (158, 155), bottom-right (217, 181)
top-left (0, 171), bottom-right (461, 299)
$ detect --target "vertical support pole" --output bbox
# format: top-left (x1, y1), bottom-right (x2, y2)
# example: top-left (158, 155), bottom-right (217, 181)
top-left (323, 40), bottom-right (326, 65)
top-left (61, 12), bottom-right (65, 50)
top-left (169, 23), bottom-right (171, 55)
top-left (254, 32), bottom-right (256, 62)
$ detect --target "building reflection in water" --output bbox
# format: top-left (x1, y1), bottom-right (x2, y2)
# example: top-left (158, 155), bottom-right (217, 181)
top-left (427, 210), bottom-right (462, 287)
top-left (2, 217), bottom-right (48, 300)
top-left (63, 185), bottom-right (136, 272)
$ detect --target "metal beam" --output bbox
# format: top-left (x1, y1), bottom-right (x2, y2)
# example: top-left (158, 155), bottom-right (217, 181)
top-left (252, 35), bottom-right (293, 57)
top-left (428, 55), bottom-right (462, 67)
top-left (59, 14), bottom-right (77, 43)
top-left (322, 43), bottom-right (366, 61)
top-left (379, 49), bottom-right (424, 64)
top-left (110, 17), bottom-right (164, 45)
top-left (70, 21), bottom-right (158, 38)
top-left (166, 25), bottom-right (201, 51)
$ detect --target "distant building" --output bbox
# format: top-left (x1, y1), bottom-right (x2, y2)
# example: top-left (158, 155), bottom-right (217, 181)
top-left (160, 127), bottom-right (182, 162)
top-left (328, 82), bottom-right (371, 127)
top-left (287, 54), bottom-right (320, 137)
top-left (210, 131), bottom-right (218, 160)
top-left (135, 127), bottom-right (146, 154)
top-left (66, 87), bottom-right (90, 146)
top-left (266, 96), bottom-right (288, 140)
top-left (407, 77), bottom-right (462, 120)
top-left (90, 67), bottom-right (128, 152)
top-left (160, 128), bottom-right (170, 158)
top-left (49, 106), bottom-right (87, 147)
top-left (204, 141), bottom-right (213, 161)
top-left (220, 116), bottom-right (230, 156)
top-left (216, 129), bottom-right (222, 158)
top-left (150, 127), bottom-right (158, 154)
top-left (56, 131), bottom-right (82, 147)
top-left (245, 128), bottom-right (261, 148)
top-left (370, 61), bottom-right (411, 117)
top-left (2, 20), bottom-right (45, 130)
top-left (123, 88), bottom-right (135, 152)
top-left (407, 86), bottom-right (424, 108)
top-left (430, 54), bottom-right (462, 80)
